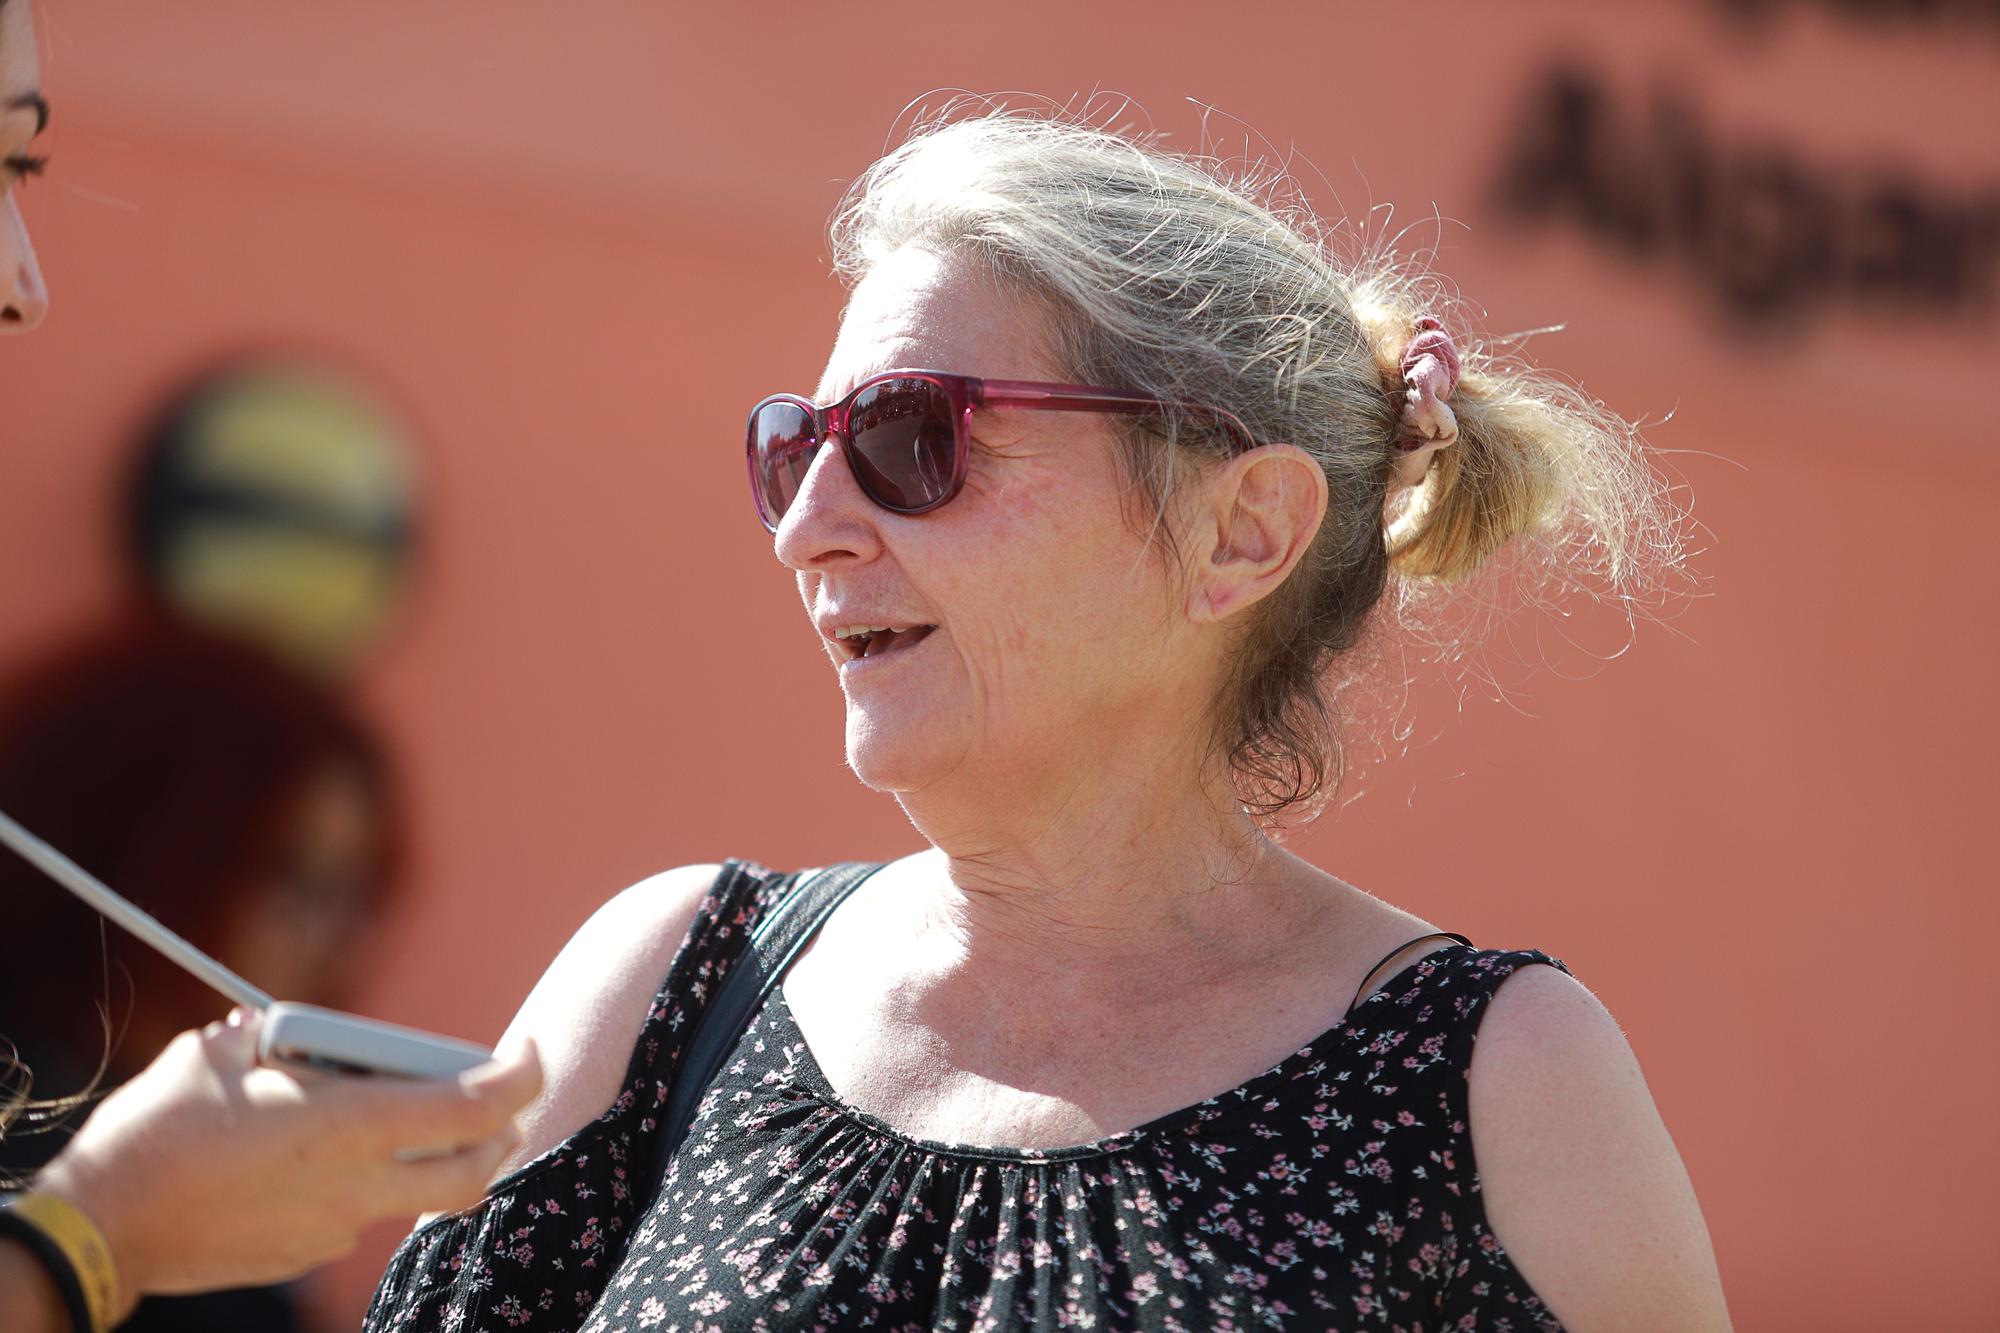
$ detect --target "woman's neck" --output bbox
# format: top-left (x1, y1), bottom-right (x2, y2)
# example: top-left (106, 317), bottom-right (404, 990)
top-left (887, 743), bottom-right (1321, 994)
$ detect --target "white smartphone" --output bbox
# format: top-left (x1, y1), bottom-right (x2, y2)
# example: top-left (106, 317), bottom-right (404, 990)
top-left (258, 1003), bottom-right (490, 1078)
top-left (0, 808), bottom-right (493, 1080)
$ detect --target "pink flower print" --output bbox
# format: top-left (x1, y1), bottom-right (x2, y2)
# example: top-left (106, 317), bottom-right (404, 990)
top-left (1287, 1213), bottom-right (1337, 1248)
top-left (635, 1294), bottom-right (669, 1327)
top-left (1223, 1262), bottom-right (1269, 1290)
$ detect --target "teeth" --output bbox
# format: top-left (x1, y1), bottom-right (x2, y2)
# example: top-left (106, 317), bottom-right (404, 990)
top-left (832, 624), bottom-right (894, 640)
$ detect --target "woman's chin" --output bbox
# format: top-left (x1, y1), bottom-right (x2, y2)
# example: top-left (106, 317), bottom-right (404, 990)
top-left (842, 713), bottom-right (963, 794)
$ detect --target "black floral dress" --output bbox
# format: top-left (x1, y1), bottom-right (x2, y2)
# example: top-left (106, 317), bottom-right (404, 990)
top-left (364, 861), bottom-right (1569, 1332)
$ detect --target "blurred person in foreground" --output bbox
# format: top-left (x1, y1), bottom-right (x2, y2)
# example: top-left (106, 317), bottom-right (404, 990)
top-left (366, 109), bottom-right (1733, 1331)
top-left (0, 616), bottom-right (407, 1330)
top-left (0, 4), bottom-right (541, 1330)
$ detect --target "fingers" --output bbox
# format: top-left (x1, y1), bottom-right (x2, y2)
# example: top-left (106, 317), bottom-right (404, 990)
top-left (373, 1128), bottom-right (522, 1218)
top-left (328, 1042), bottom-right (540, 1220)
top-left (196, 1009), bottom-right (263, 1067)
top-left (458, 1037), bottom-right (543, 1111)
top-left (317, 1038), bottom-right (542, 1156)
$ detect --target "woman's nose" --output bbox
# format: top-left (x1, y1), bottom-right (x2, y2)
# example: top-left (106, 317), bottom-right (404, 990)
top-left (0, 194), bottom-right (49, 334)
top-left (772, 436), bottom-right (884, 571)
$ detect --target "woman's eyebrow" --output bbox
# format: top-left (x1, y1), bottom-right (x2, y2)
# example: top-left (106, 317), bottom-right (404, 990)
top-left (6, 93), bottom-right (49, 135)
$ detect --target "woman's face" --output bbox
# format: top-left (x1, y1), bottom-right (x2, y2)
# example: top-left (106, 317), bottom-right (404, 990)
top-left (775, 245), bottom-right (1218, 802)
top-left (0, 0), bottom-right (49, 333)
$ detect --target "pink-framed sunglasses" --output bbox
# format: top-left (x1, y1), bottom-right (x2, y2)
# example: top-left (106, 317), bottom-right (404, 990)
top-left (745, 369), bottom-right (1258, 532)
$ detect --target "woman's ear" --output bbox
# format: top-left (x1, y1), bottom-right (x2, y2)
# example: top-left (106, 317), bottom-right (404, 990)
top-left (1186, 444), bottom-right (1327, 624)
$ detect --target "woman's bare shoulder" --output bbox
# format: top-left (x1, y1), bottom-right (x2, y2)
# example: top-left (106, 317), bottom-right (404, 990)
top-left (494, 863), bottom-right (724, 1174)
top-left (1467, 963), bottom-right (1733, 1331)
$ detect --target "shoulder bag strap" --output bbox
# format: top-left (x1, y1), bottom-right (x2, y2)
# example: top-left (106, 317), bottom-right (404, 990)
top-left (650, 860), bottom-right (883, 1191)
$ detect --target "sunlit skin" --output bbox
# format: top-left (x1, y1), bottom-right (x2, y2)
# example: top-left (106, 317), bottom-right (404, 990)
top-left (0, 0), bottom-right (49, 333)
top-left (498, 182), bottom-right (1729, 1333)
top-left (779, 246), bottom-right (1323, 891)
top-left (785, 245), bottom-right (1225, 823)
top-left (770, 244), bottom-right (1380, 1147)
top-left (0, 0), bottom-right (1728, 1311)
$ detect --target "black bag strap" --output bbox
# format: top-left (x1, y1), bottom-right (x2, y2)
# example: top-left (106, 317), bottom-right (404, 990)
top-left (1344, 930), bottom-right (1474, 1018)
top-left (651, 861), bottom-right (882, 1192)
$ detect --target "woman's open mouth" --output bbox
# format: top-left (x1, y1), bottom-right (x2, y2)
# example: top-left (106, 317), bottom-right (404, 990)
top-left (831, 623), bottom-right (937, 664)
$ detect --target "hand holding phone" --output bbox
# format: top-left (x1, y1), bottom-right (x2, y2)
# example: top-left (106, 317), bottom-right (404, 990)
top-left (30, 1011), bottom-right (540, 1323)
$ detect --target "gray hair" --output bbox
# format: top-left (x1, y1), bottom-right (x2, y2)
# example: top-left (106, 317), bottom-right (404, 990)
top-left (830, 104), bottom-right (1678, 818)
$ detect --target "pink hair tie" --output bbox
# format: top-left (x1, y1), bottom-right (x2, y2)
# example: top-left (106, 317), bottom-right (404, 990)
top-left (1392, 316), bottom-right (1461, 489)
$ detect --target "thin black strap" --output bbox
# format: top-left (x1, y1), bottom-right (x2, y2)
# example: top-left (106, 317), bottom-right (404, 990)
top-left (651, 861), bottom-right (882, 1190)
top-left (1344, 930), bottom-right (1474, 1018)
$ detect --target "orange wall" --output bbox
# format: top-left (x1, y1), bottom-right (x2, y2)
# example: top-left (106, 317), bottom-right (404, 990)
top-left (6, 2), bottom-right (1996, 1328)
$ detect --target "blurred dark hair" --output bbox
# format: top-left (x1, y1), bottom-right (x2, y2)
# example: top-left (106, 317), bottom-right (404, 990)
top-left (0, 615), bottom-right (405, 1093)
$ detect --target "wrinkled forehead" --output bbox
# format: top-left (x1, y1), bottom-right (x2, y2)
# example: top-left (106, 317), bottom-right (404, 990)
top-left (817, 245), bottom-right (1059, 401)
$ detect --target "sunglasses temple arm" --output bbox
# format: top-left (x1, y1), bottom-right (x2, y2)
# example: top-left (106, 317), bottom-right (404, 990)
top-left (979, 384), bottom-right (1258, 454)
top-left (978, 382), bottom-right (1154, 412)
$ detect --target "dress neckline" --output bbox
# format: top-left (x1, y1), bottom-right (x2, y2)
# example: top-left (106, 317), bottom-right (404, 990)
top-left (764, 941), bottom-right (1472, 1166)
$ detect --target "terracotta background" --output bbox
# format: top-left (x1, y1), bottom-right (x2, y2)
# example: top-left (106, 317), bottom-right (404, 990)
top-left (5, 2), bottom-right (1996, 1329)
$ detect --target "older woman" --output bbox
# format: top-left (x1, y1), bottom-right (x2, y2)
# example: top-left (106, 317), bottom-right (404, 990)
top-left (368, 111), bottom-right (1730, 1332)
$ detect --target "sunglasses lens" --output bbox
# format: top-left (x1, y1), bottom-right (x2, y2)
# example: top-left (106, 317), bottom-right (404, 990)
top-left (750, 400), bottom-right (818, 527)
top-left (847, 378), bottom-right (958, 512)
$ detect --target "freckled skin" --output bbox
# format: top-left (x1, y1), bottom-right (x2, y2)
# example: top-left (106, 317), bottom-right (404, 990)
top-left (776, 246), bottom-right (1221, 818)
